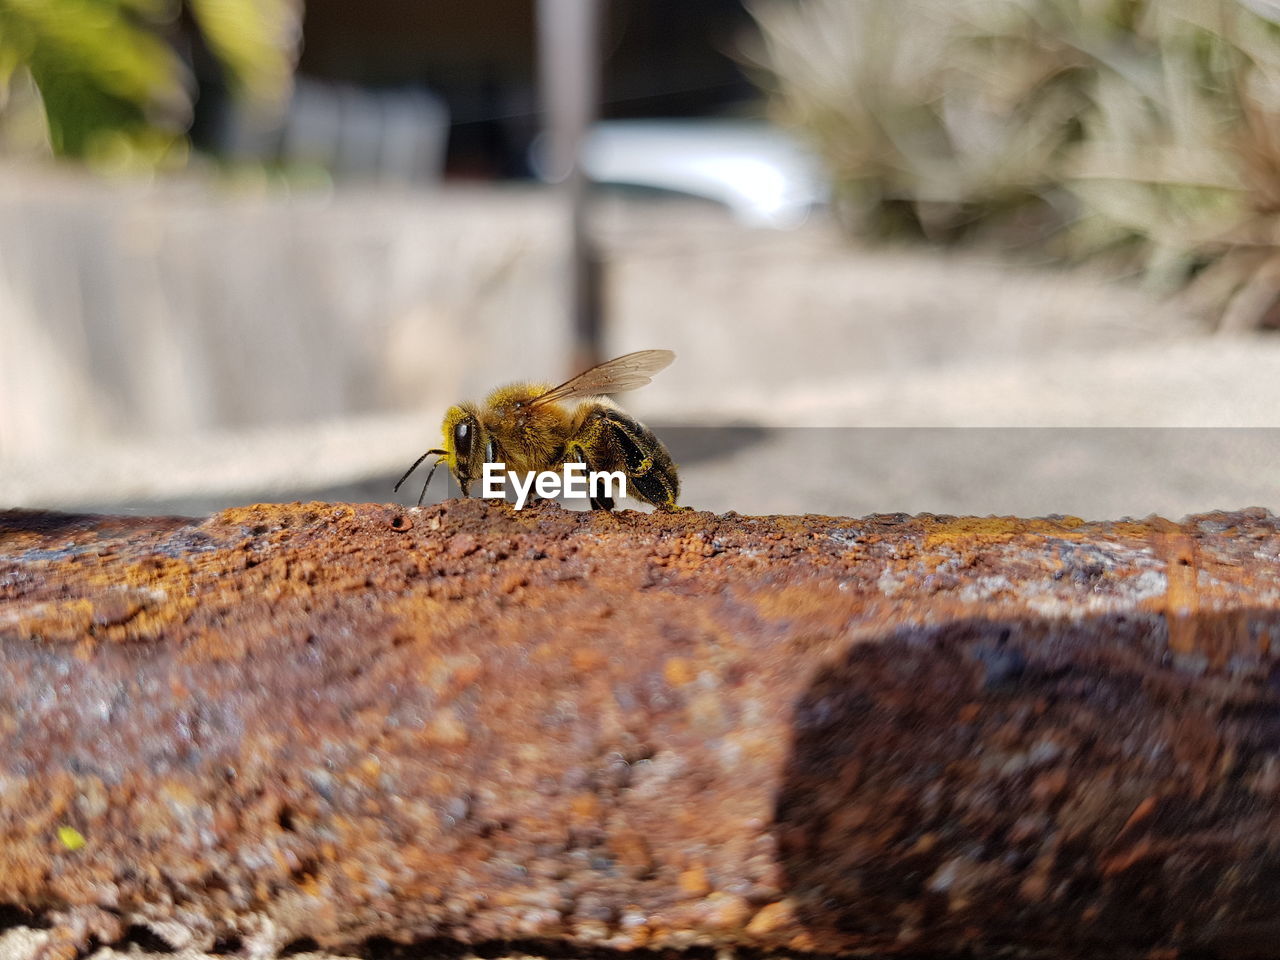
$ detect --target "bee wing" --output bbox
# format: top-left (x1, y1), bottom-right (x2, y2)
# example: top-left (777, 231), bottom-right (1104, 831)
top-left (529, 350), bottom-right (675, 407)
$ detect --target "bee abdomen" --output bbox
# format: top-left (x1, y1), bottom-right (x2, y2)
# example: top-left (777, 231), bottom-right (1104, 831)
top-left (567, 406), bottom-right (680, 510)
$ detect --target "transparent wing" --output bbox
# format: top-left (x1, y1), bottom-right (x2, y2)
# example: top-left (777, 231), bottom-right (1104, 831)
top-left (530, 350), bottom-right (675, 407)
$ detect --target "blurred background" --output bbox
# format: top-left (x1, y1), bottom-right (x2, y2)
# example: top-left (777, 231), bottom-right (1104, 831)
top-left (4, 0), bottom-right (1280, 519)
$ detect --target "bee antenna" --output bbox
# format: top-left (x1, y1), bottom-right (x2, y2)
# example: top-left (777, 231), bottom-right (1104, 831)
top-left (394, 449), bottom-right (447, 494)
top-left (417, 457), bottom-right (444, 507)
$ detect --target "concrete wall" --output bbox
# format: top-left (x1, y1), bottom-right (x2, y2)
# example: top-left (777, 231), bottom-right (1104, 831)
top-left (0, 171), bottom-right (572, 459)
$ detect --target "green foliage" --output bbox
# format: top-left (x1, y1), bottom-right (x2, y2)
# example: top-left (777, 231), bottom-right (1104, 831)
top-left (749, 0), bottom-right (1280, 326)
top-left (187, 0), bottom-right (299, 105)
top-left (0, 0), bottom-right (297, 169)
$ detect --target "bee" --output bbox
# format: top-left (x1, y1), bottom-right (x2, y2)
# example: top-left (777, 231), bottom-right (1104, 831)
top-left (395, 350), bottom-right (680, 511)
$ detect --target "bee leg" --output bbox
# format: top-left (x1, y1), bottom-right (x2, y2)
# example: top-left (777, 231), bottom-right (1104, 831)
top-left (592, 412), bottom-right (681, 512)
top-left (564, 440), bottom-right (614, 512)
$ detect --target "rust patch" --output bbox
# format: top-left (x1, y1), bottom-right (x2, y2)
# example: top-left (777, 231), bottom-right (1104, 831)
top-left (0, 501), bottom-right (1279, 958)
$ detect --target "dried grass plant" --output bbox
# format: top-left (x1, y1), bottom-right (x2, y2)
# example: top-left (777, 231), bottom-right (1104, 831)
top-left (748, 0), bottom-right (1280, 329)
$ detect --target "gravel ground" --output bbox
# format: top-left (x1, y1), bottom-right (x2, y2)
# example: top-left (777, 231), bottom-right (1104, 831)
top-left (43, 427), bottom-right (1278, 524)
top-left (7, 337), bottom-right (1280, 521)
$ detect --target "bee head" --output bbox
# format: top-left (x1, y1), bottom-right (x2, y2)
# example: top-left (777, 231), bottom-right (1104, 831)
top-left (441, 404), bottom-right (484, 496)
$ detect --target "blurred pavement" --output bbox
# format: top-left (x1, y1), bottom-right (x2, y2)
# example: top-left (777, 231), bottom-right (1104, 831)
top-left (7, 337), bottom-right (1280, 521)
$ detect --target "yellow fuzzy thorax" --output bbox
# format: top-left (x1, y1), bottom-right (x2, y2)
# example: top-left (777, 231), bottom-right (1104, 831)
top-left (483, 382), bottom-right (553, 408)
top-left (477, 382), bottom-right (573, 475)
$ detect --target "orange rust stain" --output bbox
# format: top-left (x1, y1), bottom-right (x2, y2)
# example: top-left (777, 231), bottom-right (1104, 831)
top-left (922, 516), bottom-right (1089, 549)
top-left (609, 829), bottom-right (654, 876)
top-left (572, 648), bottom-right (607, 672)
top-left (1100, 840), bottom-right (1154, 877)
top-left (746, 899), bottom-right (795, 936)
top-left (690, 891), bottom-right (752, 930)
top-left (664, 657), bottom-right (694, 686)
top-left (677, 864), bottom-right (711, 896)
top-left (1119, 796), bottom-right (1158, 836)
top-left (16, 598), bottom-right (94, 640)
top-left (750, 585), bottom-right (864, 626)
top-left (1157, 533), bottom-right (1200, 656)
top-left (423, 707), bottom-right (469, 747)
top-left (569, 793), bottom-right (600, 823)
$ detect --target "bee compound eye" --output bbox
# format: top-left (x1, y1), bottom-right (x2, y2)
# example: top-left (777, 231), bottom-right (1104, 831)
top-left (485, 438), bottom-right (497, 462)
top-left (454, 421), bottom-right (472, 459)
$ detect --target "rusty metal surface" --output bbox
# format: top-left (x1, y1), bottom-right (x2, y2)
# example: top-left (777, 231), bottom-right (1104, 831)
top-left (2, 500), bottom-right (1280, 958)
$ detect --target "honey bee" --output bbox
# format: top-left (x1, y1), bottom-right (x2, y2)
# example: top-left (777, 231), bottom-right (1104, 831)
top-left (395, 350), bottom-right (680, 511)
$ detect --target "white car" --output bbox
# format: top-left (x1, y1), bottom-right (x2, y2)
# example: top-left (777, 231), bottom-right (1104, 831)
top-left (536, 118), bottom-right (827, 228)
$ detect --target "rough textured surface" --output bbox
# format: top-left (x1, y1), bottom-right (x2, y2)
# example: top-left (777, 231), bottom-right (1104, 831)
top-left (3, 500), bottom-right (1280, 959)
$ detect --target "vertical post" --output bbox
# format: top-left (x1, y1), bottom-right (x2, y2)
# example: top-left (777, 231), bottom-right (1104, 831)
top-left (537, 0), bottom-right (602, 374)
